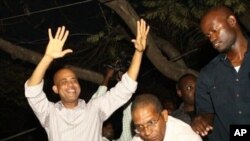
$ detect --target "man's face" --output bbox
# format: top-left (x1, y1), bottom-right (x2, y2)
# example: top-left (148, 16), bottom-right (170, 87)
top-left (132, 104), bottom-right (167, 141)
top-left (201, 12), bottom-right (236, 53)
top-left (102, 122), bottom-right (114, 140)
top-left (178, 75), bottom-right (196, 105)
top-left (53, 69), bottom-right (81, 104)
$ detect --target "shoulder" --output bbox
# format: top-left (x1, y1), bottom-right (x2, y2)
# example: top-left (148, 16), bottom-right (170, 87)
top-left (131, 134), bottom-right (143, 141)
top-left (200, 54), bottom-right (224, 74)
top-left (168, 116), bottom-right (195, 133)
top-left (197, 54), bottom-right (224, 83)
top-left (167, 116), bottom-right (202, 140)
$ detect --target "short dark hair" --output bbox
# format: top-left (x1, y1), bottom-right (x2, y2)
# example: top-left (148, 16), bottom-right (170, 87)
top-left (131, 94), bottom-right (163, 113)
top-left (176, 73), bottom-right (197, 89)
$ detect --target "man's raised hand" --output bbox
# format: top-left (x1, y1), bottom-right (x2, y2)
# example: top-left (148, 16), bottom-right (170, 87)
top-left (45, 26), bottom-right (72, 59)
top-left (131, 19), bottom-right (150, 52)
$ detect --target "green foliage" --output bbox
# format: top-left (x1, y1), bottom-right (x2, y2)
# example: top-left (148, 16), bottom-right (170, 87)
top-left (142, 0), bottom-right (247, 29)
top-left (86, 31), bottom-right (105, 43)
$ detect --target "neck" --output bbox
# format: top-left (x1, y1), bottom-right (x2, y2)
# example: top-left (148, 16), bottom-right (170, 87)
top-left (226, 34), bottom-right (248, 66)
top-left (183, 103), bottom-right (194, 112)
top-left (62, 101), bottom-right (78, 109)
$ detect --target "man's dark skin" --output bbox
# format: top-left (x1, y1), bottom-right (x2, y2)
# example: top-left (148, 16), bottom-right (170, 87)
top-left (191, 6), bottom-right (248, 137)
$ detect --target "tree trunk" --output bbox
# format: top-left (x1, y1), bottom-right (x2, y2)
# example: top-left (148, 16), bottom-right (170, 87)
top-left (100, 0), bottom-right (198, 81)
top-left (0, 38), bottom-right (104, 84)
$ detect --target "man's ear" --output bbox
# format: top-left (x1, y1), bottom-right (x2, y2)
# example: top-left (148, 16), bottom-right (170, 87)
top-left (176, 85), bottom-right (182, 97)
top-left (52, 85), bottom-right (59, 94)
top-left (227, 15), bottom-right (237, 27)
top-left (161, 109), bottom-right (169, 122)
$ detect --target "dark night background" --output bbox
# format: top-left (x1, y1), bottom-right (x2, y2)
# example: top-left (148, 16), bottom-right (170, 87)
top-left (0, 0), bottom-right (249, 140)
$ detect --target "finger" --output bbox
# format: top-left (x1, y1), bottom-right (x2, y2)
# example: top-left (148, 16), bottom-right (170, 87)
top-left (61, 30), bottom-right (69, 43)
top-left (145, 25), bottom-right (150, 36)
top-left (48, 28), bottom-right (52, 40)
top-left (136, 20), bottom-right (140, 40)
top-left (131, 39), bottom-right (136, 43)
top-left (55, 27), bottom-right (61, 39)
top-left (206, 126), bottom-right (213, 131)
top-left (141, 19), bottom-right (145, 35)
top-left (58, 26), bottom-right (65, 40)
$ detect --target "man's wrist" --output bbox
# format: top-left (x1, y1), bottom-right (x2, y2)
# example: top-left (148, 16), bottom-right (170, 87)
top-left (135, 48), bottom-right (144, 52)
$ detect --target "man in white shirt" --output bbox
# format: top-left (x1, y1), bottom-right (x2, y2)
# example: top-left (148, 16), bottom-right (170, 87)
top-left (131, 94), bottom-right (202, 141)
top-left (25, 19), bottom-right (149, 141)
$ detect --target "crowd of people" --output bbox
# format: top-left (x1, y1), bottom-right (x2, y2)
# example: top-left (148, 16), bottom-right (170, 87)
top-left (24, 5), bottom-right (249, 141)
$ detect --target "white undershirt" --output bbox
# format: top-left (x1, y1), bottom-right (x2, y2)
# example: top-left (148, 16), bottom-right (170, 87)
top-left (234, 66), bottom-right (240, 72)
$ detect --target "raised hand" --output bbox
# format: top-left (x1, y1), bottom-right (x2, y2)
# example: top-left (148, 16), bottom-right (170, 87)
top-left (45, 26), bottom-right (72, 59)
top-left (131, 19), bottom-right (150, 52)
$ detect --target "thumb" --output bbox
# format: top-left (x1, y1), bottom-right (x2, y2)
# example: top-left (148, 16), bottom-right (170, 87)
top-left (61, 49), bottom-right (73, 57)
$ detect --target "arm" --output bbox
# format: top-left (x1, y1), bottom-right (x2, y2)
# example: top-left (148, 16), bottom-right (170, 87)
top-left (27, 26), bottom-right (71, 86)
top-left (25, 26), bottom-right (71, 126)
top-left (90, 19), bottom-right (150, 120)
top-left (127, 19), bottom-right (150, 80)
top-left (191, 70), bottom-right (214, 136)
top-left (91, 68), bottom-right (114, 98)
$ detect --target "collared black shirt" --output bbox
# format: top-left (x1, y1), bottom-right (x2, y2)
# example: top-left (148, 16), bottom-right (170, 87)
top-left (196, 40), bottom-right (250, 141)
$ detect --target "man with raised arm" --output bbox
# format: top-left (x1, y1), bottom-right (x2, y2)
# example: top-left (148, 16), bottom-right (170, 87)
top-left (24, 19), bottom-right (149, 141)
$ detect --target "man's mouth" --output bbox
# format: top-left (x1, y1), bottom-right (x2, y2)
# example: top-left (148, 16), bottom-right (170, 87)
top-left (213, 42), bottom-right (220, 48)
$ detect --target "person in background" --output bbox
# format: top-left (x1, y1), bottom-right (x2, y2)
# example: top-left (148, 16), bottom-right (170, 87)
top-left (92, 67), bottom-right (134, 141)
top-left (162, 98), bottom-right (178, 115)
top-left (172, 73), bottom-right (197, 125)
top-left (102, 120), bottom-right (115, 141)
top-left (191, 5), bottom-right (250, 141)
top-left (131, 94), bottom-right (202, 141)
top-left (24, 19), bottom-right (149, 141)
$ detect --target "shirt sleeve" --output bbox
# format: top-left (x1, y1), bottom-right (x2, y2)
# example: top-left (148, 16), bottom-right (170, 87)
top-left (117, 102), bottom-right (133, 141)
top-left (90, 73), bottom-right (137, 121)
top-left (91, 85), bottom-right (108, 99)
top-left (196, 70), bottom-right (215, 114)
top-left (24, 80), bottom-right (51, 127)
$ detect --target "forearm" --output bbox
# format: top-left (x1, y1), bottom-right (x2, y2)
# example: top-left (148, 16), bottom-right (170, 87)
top-left (27, 55), bottom-right (53, 86)
top-left (127, 50), bottom-right (143, 80)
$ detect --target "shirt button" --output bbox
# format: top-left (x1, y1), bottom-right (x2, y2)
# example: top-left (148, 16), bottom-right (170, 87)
top-left (236, 94), bottom-right (240, 97)
top-left (238, 111), bottom-right (242, 114)
top-left (236, 78), bottom-right (239, 82)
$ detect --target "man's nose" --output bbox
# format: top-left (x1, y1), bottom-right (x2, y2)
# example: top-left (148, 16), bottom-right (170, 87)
top-left (209, 33), bottom-right (216, 43)
top-left (66, 80), bottom-right (74, 86)
top-left (143, 126), bottom-right (153, 136)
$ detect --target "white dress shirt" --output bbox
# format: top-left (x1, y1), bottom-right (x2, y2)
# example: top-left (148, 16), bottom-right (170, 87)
top-left (25, 73), bottom-right (137, 141)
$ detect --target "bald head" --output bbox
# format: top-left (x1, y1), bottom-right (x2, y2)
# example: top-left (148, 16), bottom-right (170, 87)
top-left (131, 94), bottom-right (163, 114)
top-left (53, 68), bottom-right (77, 85)
top-left (201, 5), bottom-right (235, 28)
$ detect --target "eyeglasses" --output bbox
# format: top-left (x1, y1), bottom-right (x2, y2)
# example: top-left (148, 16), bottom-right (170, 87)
top-left (134, 112), bottom-right (161, 134)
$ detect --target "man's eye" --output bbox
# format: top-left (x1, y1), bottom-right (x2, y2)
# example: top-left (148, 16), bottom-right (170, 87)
top-left (72, 79), bottom-right (78, 83)
top-left (136, 125), bottom-right (143, 130)
top-left (147, 120), bottom-right (156, 126)
top-left (60, 81), bottom-right (67, 85)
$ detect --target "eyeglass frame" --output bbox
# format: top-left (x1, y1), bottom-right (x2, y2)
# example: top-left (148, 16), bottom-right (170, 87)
top-left (134, 112), bottom-right (162, 134)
